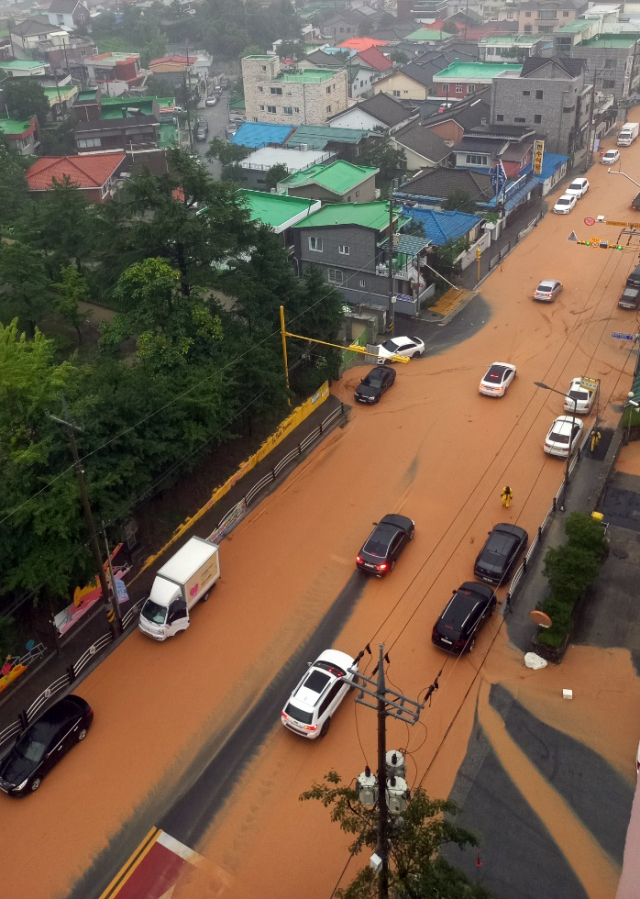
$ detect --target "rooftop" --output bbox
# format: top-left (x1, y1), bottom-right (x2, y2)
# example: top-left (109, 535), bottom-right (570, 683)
top-left (399, 206), bottom-right (482, 245)
top-left (0, 117), bottom-right (35, 136)
top-left (278, 68), bottom-right (336, 83)
top-left (434, 61), bottom-right (522, 80)
top-left (43, 85), bottom-right (78, 103)
top-left (406, 28), bottom-right (450, 42)
top-left (238, 189), bottom-right (320, 232)
top-left (230, 121), bottom-right (294, 148)
top-left (293, 200), bottom-right (398, 231)
top-left (581, 33), bottom-right (640, 47)
top-left (280, 160), bottom-right (378, 194)
top-left (0, 59), bottom-right (47, 70)
top-left (25, 152), bottom-right (125, 190)
top-left (286, 123), bottom-right (371, 149)
top-left (478, 34), bottom-right (542, 45)
top-left (337, 37), bottom-right (388, 50)
top-left (556, 19), bottom-right (593, 32)
top-left (241, 146), bottom-right (330, 171)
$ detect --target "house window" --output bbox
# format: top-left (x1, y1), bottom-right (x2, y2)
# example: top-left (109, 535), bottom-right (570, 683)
top-left (506, 10), bottom-right (513, 17)
top-left (309, 236), bottom-right (323, 252)
top-left (523, 90), bottom-right (530, 96)
top-left (338, 245), bottom-right (350, 255)
top-left (259, 104), bottom-right (265, 110)
top-left (563, 9), bottom-right (569, 14)
top-left (455, 83), bottom-right (463, 93)
top-left (326, 105), bottom-right (332, 113)
top-left (604, 58), bottom-right (616, 69)
top-left (535, 90), bottom-right (543, 99)
top-left (534, 114), bottom-right (542, 124)
top-left (294, 107), bottom-right (300, 113)
top-left (328, 268), bottom-right (343, 284)
top-left (496, 114), bottom-right (504, 121)
top-left (258, 86), bottom-right (263, 92)
top-left (359, 278), bottom-right (366, 287)
top-left (515, 116), bottom-right (526, 123)
top-left (525, 10), bottom-right (531, 14)
top-left (270, 87), bottom-right (282, 95)
top-left (261, 65), bottom-right (267, 72)
top-left (77, 137), bottom-right (101, 148)
top-left (283, 106), bottom-right (293, 115)
top-left (465, 154), bottom-right (487, 165)
top-left (393, 89), bottom-right (401, 96)
top-left (267, 105), bottom-right (276, 113)
top-left (602, 79), bottom-right (616, 89)
top-left (326, 86), bottom-right (331, 94)
top-left (356, 190), bottom-right (360, 197)
top-left (442, 83), bottom-right (449, 93)
top-left (524, 25), bottom-right (532, 32)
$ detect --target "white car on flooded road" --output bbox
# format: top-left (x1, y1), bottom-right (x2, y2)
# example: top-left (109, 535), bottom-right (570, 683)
top-left (544, 416), bottom-right (584, 458)
top-left (553, 194), bottom-right (577, 214)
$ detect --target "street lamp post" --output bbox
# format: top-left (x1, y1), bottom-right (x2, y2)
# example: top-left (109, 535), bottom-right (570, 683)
top-left (535, 381), bottom-right (579, 509)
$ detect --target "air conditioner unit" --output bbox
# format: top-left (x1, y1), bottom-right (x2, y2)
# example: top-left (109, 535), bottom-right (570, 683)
top-left (299, 143), bottom-right (308, 151)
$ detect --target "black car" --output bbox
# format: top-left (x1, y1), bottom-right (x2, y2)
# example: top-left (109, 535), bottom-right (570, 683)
top-left (473, 524), bottom-right (528, 585)
top-left (0, 694), bottom-right (93, 796)
top-left (432, 582), bottom-right (497, 654)
top-left (356, 514), bottom-right (415, 576)
top-left (632, 192), bottom-right (640, 212)
top-left (354, 366), bottom-right (396, 404)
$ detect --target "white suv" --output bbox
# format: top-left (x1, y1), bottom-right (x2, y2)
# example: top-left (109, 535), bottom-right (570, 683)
top-left (281, 650), bottom-right (357, 739)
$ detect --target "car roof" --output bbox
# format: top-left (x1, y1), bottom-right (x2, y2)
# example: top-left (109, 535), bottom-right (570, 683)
top-left (492, 523), bottom-right (527, 540)
top-left (537, 279), bottom-right (559, 287)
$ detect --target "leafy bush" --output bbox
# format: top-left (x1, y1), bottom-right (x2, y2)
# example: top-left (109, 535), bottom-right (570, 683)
top-left (537, 513), bottom-right (606, 647)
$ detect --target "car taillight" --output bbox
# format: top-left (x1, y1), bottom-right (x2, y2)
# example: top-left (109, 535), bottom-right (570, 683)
top-left (356, 555), bottom-right (363, 564)
top-left (376, 563), bottom-right (388, 571)
top-left (454, 639), bottom-right (466, 650)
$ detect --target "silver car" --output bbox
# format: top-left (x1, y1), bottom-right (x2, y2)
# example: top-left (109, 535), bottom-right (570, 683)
top-left (533, 279), bottom-right (563, 302)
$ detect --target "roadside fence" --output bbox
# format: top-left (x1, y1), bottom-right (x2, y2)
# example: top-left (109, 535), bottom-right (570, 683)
top-left (487, 210), bottom-right (545, 274)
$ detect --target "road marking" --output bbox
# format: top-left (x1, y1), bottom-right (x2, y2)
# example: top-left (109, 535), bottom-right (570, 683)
top-left (98, 827), bottom-right (161, 899)
top-left (97, 829), bottom-right (203, 899)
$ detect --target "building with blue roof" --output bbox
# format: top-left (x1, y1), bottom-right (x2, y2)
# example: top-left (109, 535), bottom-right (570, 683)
top-left (400, 206), bottom-right (483, 247)
top-left (230, 122), bottom-right (295, 149)
top-left (530, 152), bottom-right (569, 196)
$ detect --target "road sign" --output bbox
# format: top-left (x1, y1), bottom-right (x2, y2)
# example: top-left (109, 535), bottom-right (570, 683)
top-left (584, 216), bottom-right (595, 226)
top-left (611, 332), bottom-right (637, 341)
top-left (580, 377), bottom-right (599, 390)
top-left (606, 220), bottom-right (640, 229)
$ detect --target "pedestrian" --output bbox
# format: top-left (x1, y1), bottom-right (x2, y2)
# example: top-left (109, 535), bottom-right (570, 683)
top-left (501, 485), bottom-right (513, 508)
top-left (590, 429), bottom-right (602, 453)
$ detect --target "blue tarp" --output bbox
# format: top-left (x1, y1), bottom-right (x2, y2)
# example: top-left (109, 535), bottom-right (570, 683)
top-left (230, 122), bottom-right (293, 148)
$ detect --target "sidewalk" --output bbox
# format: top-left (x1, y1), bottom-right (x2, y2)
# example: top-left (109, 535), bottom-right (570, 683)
top-left (0, 393), bottom-right (347, 733)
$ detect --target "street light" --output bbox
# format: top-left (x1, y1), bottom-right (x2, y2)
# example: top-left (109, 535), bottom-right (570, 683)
top-left (535, 381), bottom-right (579, 510)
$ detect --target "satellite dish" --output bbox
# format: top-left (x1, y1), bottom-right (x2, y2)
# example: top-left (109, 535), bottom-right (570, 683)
top-left (530, 610), bottom-right (552, 628)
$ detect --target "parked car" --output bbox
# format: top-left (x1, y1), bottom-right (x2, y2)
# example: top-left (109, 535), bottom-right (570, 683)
top-left (0, 695), bottom-right (93, 796)
top-left (356, 514), bottom-right (415, 576)
top-left (602, 148), bottom-right (620, 165)
top-left (533, 279), bottom-right (563, 302)
top-left (226, 124), bottom-right (238, 138)
top-left (619, 286), bottom-right (640, 310)
top-left (205, 96), bottom-right (218, 107)
top-left (543, 416), bottom-right (584, 458)
top-left (552, 194), bottom-right (577, 214)
top-left (354, 365), bottom-right (396, 404)
top-left (376, 336), bottom-right (425, 361)
top-left (564, 177), bottom-right (589, 199)
top-left (479, 362), bottom-right (516, 397)
top-left (474, 524), bottom-right (528, 585)
top-left (197, 116), bottom-right (208, 131)
top-left (563, 377), bottom-right (599, 414)
top-left (432, 582), bottom-right (497, 654)
top-left (281, 649), bottom-right (357, 739)
top-left (631, 192), bottom-right (640, 212)
top-left (196, 128), bottom-right (207, 142)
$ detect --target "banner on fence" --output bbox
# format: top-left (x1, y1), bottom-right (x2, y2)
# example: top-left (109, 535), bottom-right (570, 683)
top-left (134, 383), bottom-right (331, 577)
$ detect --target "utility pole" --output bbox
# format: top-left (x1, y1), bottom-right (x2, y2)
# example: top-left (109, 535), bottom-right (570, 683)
top-left (353, 644), bottom-right (423, 899)
top-left (48, 405), bottom-right (120, 639)
top-left (584, 69), bottom-right (597, 173)
top-left (387, 187), bottom-right (396, 334)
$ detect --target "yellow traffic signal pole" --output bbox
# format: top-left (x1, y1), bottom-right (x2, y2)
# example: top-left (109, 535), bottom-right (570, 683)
top-left (278, 305), bottom-right (410, 402)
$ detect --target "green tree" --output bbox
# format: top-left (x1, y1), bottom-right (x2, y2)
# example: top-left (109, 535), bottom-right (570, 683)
top-left (22, 177), bottom-right (95, 277)
top-left (358, 134), bottom-right (407, 188)
top-left (264, 163), bottom-right (289, 192)
top-left (3, 77), bottom-right (49, 124)
top-left (442, 189), bottom-right (477, 214)
top-left (93, 148), bottom-right (255, 296)
top-left (206, 137), bottom-right (251, 168)
top-left (0, 241), bottom-right (51, 337)
top-left (0, 132), bottom-right (29, 229)
top-left (101, 257), bottom-right (223, 371)
top-left (435, 237), bottom-right (470, 278)
top-left (53, 265), bottom-right (90, 343)
top-left (301, 771), bottom-right (492, 899)
top-left (39, 118), bottom-right (77, 156)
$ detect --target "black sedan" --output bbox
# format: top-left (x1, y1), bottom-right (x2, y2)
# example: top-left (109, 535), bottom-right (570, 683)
top-left (356, 514), bottom-right (415, 576)
top-left (354, 366), bottom-right (396, 404)
top-left (0, 694), bottom-right (93, 796)
top-left (432, 582), bottom-right (496, 654)
top-left (473, 524), bottom-right (528, 586)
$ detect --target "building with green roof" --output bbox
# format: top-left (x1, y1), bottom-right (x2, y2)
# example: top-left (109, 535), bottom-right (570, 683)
top-left (0, 116), bottom-right (38, 154)
top-left (279, 160), bottom-right (379, 203)
top-left (241, 53), bottom-right (349, 128)
top-left (0, 59), bottom-right (48, 77)
top-left (433, 61), bottom-right (522, 100)
top-left (238, 189), bottom-right (321, 233)
top-left (291, 201), bottom-right (429, 318)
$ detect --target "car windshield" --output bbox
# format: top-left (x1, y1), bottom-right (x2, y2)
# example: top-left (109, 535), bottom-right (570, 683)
top-left (537, 283), bottom-right (554, 291)
top-left (363, 370), bottom-right (384, 386)
top-left (441, 594), bottom-right (477, 629)
top-left (15, 724), bottom-right (50, 763)
top-left (556, 198), bottom-right (571, 206)
top-left (568, 389), bottom-right (589, 402)
top-left (315, 660), bottom-right (347, 678)
top-left (550, 430), bottom-right (570, 444)
top-left (284, 702), bottom-right (313, 724)
top-left (141, 599), bottom-right (167, 625)
top-left (569, 182), bottom-right (582, 190)
top-left (381, 340), bottom-right (399, 351)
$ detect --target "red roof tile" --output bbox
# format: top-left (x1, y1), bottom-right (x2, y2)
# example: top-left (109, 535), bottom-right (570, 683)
top-left (338, 37), bottom-right (388, 50)
top-left (356, 46), bottom-right (393, 71)
top-left (26, 153), bottom-right (125, 191)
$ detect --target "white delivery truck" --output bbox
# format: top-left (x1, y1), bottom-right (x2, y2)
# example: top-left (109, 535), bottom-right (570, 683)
top-left (138, 536), bottom-right (220, 641)
top-left (618, 122), bottom-right (639, 146)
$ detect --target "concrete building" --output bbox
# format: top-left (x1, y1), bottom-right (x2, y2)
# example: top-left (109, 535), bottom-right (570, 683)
top-left (242, 55), bottom-right (349, 127)
top-left (83, 52), bottom-right (143, 95)
top-left (9, 17), bottom-right (67, 59)
top-left (433, 60), bottom-right (523, 99)
top-left (327, 91), bottom-right (418, 133)
top-left (373, 62), bottom-right (433, 101)
top-left (490, 55), bottom-right (592, 155)
top-left (235, 146), bottom-right (333, 190)
top-left (0, 116), bottom-right (38, 154)
top-left (44, 0), bottom-right (90, 31)
top-left (496, 0), bottom-right (587, 34)
top-left (478, 33), bottom-right (545, 61)
top-left (278, 160), bottom-right (379, 203)
top-left (554, 16), bottom-right (640, 103)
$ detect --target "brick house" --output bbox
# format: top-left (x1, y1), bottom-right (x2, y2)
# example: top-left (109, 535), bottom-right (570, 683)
top-left (25, 152), bottom-right (126, 201)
